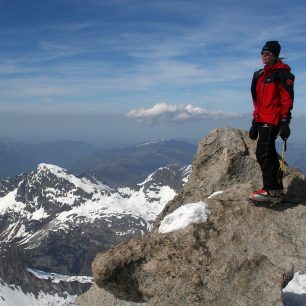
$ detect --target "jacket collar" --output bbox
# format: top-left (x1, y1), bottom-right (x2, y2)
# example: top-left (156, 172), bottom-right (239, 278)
top-left (264, 60), bottom-right (291, 73)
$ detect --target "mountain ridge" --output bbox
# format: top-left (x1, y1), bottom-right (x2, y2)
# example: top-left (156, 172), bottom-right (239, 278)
top-left (69, 139), bottom-right (197, 187)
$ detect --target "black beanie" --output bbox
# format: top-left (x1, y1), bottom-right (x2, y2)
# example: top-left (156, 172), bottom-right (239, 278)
top-left (262, 41), bottom-right (281, 58)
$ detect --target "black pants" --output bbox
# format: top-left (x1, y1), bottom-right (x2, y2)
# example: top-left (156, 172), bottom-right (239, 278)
top-left (256, 124), bottom-right (283, 190)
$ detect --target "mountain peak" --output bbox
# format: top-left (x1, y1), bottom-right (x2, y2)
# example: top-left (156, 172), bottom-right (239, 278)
top-left (37, 163), bottom-right (64, 173)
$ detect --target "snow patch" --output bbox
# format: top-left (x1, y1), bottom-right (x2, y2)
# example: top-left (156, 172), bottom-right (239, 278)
top-left (283, 272), bottom-right (306, 305)
top-left (26, 268), bottom-right (93, 284)
top-left (31, 206), bottom-right (49, 220)
top-left (37, 163), bottom-right (104, 194)
top-left (0, 280), bottom-right (75, 306)
top-left (208, 190), bottom-right (224, 199)
top-left (158, 202), bottom-right (211, 234)
top-left (181, 165), bottom-right (192, 184)
top-left (135, 139), bottom-right (169, 147)
top-left (0, 189), bottom-right (25, 215)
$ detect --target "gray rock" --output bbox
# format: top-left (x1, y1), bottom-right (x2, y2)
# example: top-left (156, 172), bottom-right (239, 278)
top-left (79, 127), bottom-right (306, 305)
top-left (75, 283), bottom-right (148, 306)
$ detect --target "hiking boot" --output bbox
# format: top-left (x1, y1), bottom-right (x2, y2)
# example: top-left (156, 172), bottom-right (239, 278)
top-left (250, 189), bottom-right (284, 203)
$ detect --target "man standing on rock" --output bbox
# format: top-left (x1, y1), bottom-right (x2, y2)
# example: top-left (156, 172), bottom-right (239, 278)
top-left (249, 41), bottom-right (295, 203)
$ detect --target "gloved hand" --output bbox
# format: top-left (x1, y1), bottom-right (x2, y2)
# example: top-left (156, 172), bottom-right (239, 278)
top-left (279, 119), bottom-right (290, 140)
top-left (249, 120), bottom-right (258, 140)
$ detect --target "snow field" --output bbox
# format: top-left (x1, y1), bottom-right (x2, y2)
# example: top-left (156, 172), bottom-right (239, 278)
top-left (0, 281), bottom-right (75, 306)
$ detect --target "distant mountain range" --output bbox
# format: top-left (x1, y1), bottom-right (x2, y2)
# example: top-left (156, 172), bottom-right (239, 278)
top-left (0, 139), bottom-right (197, 187)
top-left (276, 141), bottom-right (306, 173)
top-left (0, 140), bottom-right (97, 179)
top-left (288, 143), bottom-right (306, 174)
top-left (292, 154), bottom-right (306, 173)
top-left (69, 139), bottom-right (197, 187)
top-left (1, 138), bottom-right (305, 185)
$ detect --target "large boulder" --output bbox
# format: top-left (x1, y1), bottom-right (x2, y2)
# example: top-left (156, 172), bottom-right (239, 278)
top-left (78, 127), bottom-right (306, 306)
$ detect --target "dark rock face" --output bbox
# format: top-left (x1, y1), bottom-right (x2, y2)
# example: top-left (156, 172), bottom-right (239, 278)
top-left (85, 127), bottom-right (306, 306)
top-left (139, 165), bottom-right (191, 199)
top-left (24, 214), bottom-right (148, 276)
top-left (0, 174), bottom-right (24, 197)
top-left (0, 244), bottom-right (91, 299)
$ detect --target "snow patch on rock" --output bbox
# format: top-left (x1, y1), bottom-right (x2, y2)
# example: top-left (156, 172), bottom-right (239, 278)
top-left (158, 202), bottom-right (210, 234)
top-left (283, 272), bottom-right (306, 305)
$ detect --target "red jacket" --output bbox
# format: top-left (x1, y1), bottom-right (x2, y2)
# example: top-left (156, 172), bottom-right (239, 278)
top-left (251, 60), bottom-right (295, 126)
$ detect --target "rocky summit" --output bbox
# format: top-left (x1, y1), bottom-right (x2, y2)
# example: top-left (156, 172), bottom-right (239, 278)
top-left (77, 126), bottom-right (306, 306)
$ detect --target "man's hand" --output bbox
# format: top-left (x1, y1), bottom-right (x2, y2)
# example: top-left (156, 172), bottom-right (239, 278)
top-left (249, 121), bottom-right (258, 140)
top-left (279, 119), bottom-right (290, 140)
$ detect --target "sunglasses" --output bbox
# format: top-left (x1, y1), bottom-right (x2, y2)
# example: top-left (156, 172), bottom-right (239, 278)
top-left (261, 51), bottom-right (273, 56)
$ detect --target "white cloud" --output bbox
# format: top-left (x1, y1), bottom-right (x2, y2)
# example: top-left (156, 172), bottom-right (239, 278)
top-left (127, 102), bottom-right (240, 124)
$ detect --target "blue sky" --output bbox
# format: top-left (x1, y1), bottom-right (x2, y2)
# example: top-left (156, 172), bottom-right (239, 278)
top-left (0, 0), bottom-right (306, 145)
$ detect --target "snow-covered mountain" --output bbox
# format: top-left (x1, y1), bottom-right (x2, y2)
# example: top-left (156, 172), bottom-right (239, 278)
top-left (0, 163), bottom-right (191, 274)
top-left (0, 162), bottom-right (191, 305)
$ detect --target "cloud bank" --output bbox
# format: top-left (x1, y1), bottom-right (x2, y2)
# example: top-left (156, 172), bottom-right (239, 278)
top-left (127, 103), bottom-right (241, 124)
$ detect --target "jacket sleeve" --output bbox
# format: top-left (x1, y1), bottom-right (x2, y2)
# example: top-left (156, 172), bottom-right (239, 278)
top-left (251, 69), bottom-right (264, 121)
top-left (251, 69), bottom-right (263, 103)
top-left (278, 71), bottom-right (295, 122)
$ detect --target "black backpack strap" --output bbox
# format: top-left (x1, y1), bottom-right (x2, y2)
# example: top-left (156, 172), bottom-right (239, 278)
top-left (251, 69), bottom-right (264, 102)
